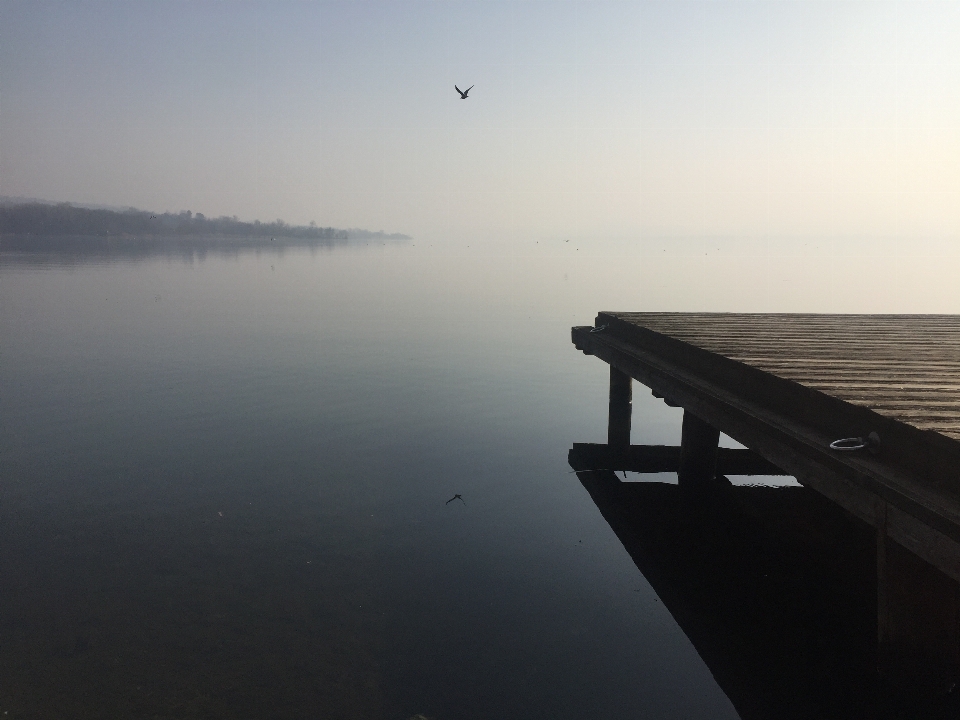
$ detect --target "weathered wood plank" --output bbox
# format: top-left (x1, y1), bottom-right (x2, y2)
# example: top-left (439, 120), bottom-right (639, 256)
top-left (599, 312), bottom-right (960, 439)
top-left (572, 315), bottom-right (960, 582)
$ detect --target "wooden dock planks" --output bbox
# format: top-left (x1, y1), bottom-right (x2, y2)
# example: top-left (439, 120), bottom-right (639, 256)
top-left (572, 312), bottom-right (960, 584)
top-left (611, 313), bottom-right (960, 439)
top-left (572, 312), bottom-right (960, 696)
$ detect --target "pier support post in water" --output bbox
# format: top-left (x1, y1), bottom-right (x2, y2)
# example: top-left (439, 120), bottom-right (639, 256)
top-left (607, 367), bottom-right (632, 448)
top-left (877, 507), bottom-right (960, 694)
top-left (677, 410), bottom-right (720, 490)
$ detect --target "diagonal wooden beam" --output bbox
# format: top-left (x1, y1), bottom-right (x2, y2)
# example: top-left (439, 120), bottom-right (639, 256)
top-left (569, 443), bottom-right (787, 476)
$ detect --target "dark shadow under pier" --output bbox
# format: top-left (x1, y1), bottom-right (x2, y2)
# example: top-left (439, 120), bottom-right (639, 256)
top-left (571, 464), bottom-right (960, 719)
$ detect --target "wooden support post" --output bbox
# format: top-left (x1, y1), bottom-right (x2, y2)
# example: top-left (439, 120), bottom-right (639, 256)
top-left (677, 410), bottom-right (720, 490)
top-left (607, 367), bottom-right (632, 448)
top-left (877, 502), bottom-right (890, 658)
top-left (876, 512), bottom-right (960, 695)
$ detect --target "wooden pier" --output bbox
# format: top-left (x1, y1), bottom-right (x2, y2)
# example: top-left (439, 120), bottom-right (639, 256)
top-left (571, 312), bottom-right (960, 697)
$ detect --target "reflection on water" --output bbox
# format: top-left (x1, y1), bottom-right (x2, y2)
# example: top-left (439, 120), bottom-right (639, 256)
top-left (1, 240), bottom-right (740, 719)
top-left (572, 467), bottom-right (879, 720)
top-left (0, 233), bottom-right (364, 266)
top-left (571, 451), bottom-right (960, 719)
top-left (3, 237), bottom-right (960, 718)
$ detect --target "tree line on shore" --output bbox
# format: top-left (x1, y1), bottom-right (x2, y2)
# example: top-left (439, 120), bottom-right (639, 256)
top-left (0, 202), bottom-right (408, 241)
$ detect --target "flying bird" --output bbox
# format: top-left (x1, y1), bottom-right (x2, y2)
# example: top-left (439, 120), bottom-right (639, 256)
top-left (455, 85), bottom-right (474, 99)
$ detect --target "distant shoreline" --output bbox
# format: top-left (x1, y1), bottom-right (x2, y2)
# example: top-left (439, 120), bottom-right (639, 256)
top-left (0, 233), bottom-right (355, 252)
top-left (0, 201), bottom-right (410, 247)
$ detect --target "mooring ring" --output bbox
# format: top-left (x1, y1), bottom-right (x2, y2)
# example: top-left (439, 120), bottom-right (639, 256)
top-left (830, 436), bottom-right (868, 451)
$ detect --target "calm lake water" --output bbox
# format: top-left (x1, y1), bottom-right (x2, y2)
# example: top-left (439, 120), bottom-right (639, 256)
top-left (2, 236), bottom-right (958, 719)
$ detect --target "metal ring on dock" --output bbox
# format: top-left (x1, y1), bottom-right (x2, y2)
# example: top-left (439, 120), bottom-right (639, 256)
top-left (830, 431), bottom-right (881, 453)
top-left (829, 436), bottom-right (868, 451)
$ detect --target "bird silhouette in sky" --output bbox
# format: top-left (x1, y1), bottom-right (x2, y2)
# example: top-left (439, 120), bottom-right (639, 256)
top-left (446, 494), bottom-right (465, 505)
top-left (455, 85), bottom-right (474, 99)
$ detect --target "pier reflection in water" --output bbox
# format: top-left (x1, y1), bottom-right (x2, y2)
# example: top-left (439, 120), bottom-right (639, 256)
top-left (569, 453), bottom-right (960, 719)
top-left (570, 458), bottom-right (873, 719)
top-left (572, 312), bottom-right (960, 719)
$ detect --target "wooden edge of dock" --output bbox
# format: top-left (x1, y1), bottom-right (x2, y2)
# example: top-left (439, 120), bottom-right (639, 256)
top-left (571, 320), bottom-right (960, 585)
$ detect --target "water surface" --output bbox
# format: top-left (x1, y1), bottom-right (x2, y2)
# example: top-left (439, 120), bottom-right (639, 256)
top-left (2, 237), bottom-right (957, 718)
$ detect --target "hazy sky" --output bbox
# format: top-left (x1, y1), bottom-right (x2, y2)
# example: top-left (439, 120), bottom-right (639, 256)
top-left (2, 1), bottom-right (958, 241)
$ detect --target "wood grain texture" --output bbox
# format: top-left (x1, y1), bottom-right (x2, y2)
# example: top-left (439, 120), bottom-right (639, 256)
top-left (609, 313), bottom-right (960, 440)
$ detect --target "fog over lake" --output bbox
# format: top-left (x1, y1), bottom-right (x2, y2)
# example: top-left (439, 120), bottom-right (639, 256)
top-left (4, 0), bottom-right (960, 716)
